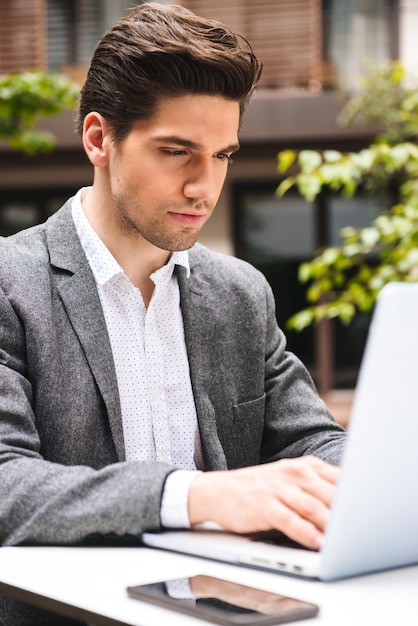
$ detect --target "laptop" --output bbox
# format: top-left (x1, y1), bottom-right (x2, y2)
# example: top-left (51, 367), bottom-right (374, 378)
top-left (143, 282), bottom-right (418, 581)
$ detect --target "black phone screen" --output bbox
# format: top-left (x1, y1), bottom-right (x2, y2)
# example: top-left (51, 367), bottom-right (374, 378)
top-left (127, 574), bottom-right (319, 625)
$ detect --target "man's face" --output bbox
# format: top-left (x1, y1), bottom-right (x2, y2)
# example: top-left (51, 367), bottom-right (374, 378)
top-left (106, 94), bottom-right (240, 252)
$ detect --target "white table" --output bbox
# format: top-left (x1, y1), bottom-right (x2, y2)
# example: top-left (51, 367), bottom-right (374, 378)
top-left (0, 546), bottom-right (417, 625)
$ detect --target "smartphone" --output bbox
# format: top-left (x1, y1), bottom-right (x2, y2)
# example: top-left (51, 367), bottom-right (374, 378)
top-left (127, 574), bottom-right (319, 625)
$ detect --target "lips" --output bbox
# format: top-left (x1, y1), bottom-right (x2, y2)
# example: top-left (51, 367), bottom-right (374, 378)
top-left (168, 212), bottom-right (208, 227)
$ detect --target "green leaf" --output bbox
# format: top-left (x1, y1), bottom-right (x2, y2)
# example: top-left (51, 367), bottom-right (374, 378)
top-left (298, 150), bottom-right (322, 174)
top-left (296, 173), bottom-right (322, 201)
top-left (350, 149), bottom-right (375, 171)
top-left (277, 149), bottom-right (296, 173)
top-left (323, 150), bottom-right (342, 163)
top-left (360, 227), bottom-right (380, 248)
top-left (298, 262), bottom-right (314, 283)
top-left (389, 60), bottom-right (406, 85)
top-left (307, 284), bottom-right (322, 303)
top-left (342, 243), bottom-right (363, 257)
top-left (383, 143), bottom-right (411, 172)
top-left (287, 310), bottom-right (314, 331)
top-left (336, 303), bottom-right (356, 324)
top-left (321, 247), bottom-right (340, 265)
top-left (276, 177), bottom-right (295, 198)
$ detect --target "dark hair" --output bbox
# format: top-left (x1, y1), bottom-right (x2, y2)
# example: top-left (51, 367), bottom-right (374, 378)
top-left (75, 2), bottom-right (262, 142)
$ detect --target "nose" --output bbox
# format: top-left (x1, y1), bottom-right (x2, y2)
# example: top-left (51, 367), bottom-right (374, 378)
top-left (183, 157), bottom-right (221, 206)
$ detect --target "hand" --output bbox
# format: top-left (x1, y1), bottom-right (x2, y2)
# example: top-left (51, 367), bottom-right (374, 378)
top-left (188, 456), bottom-right (339, 550)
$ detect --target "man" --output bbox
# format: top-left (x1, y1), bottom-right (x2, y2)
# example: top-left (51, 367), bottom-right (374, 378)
top-left (0, 2), bottom-right (345, 622)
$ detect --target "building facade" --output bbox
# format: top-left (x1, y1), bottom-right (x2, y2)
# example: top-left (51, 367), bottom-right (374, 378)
top-left (1, 0), bottom-right (417, 390)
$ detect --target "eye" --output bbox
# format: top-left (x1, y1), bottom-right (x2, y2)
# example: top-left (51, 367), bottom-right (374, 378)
top-left (215, 153), bottom-right (234, 163)
top-left (163, 149), bottom-right (188, 157)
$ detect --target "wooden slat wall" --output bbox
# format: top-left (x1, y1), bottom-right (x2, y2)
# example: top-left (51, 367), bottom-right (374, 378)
top-left (179, 0), bottom-right (323, 88)
top-left (0, 0), bottom-right (325, 85)
top-left (0, 0), bottom-right (46, 74)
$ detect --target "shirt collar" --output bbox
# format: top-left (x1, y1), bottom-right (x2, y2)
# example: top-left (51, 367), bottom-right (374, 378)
top-left (71, 187), bottom-right (190, 286)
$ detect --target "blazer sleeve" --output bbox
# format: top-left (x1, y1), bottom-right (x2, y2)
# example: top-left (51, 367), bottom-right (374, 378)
top-left (0, 281), bottom-right (171, 547)
top-left (260, 277), bottom-right (346, 466)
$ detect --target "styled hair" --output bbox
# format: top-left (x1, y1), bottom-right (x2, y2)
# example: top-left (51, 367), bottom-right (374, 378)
top-left (75, 2), bottom-right (263, 142)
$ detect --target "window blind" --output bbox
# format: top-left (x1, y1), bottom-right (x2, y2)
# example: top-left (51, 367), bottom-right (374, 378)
top-left (179, 0), bottom-right (323, 88)
top-left (0, 0), bottom-right (46, 73)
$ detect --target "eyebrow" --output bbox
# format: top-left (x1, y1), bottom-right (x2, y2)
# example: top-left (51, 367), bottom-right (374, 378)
top-left (152, 135), bottom-right (240, 154)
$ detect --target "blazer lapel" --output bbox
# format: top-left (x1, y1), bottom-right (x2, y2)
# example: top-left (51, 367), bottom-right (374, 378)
top-left (177, 258), bottom-right (228, 471)
top-left (45, 206), bottom-right (226, 468)
top-left (46, 202), bottom-right (126, 461)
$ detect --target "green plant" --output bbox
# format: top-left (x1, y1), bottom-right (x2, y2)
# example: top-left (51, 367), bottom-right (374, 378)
top-left (339, 60), bottom-right (418, 145)
top-left (276, 61), bottom-right (418, 331)
top-left (0, 71), bottom-right (80, 155)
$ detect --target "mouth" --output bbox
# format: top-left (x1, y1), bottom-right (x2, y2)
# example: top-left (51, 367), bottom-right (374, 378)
top-left (168, 212), bottom-right (208, 228)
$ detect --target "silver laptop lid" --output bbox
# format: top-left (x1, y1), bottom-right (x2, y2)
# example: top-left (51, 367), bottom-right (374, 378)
top-left (320, 282), bottom-right (418, 580)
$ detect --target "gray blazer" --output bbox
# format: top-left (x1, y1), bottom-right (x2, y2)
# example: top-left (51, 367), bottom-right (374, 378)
top-left (0, 200), bottom-right (345, 546)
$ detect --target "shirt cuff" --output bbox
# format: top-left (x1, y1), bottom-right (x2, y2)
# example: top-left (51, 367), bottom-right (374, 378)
top-left (160, 469), bottom-right (202, 528)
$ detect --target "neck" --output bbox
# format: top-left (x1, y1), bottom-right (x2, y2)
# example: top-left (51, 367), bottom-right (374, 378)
top-left (80, 187), bottom-right (170, 305)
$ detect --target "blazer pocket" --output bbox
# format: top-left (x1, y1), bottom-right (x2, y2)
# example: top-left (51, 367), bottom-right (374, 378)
top-left (224, 394), bottom-right (266, 468)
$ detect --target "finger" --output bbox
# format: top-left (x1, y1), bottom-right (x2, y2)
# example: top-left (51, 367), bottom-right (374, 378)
top-left (305, 455), bottom-right (340, 485)
top-left (267, 499), bottom-right (324, 550)
top-left (279, 484), bottom-right (330, 533)
top-left (276, 457), bottom-right (339, 508)
top-left (303, 471), bottom-right (337, 509)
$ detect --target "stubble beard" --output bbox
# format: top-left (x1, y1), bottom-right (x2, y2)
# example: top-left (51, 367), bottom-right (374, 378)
top-left (113, 195), bottom-right (206, 252)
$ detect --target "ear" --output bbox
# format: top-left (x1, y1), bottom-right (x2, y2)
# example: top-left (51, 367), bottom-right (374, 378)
top-left (82, 112), bottom-right (111, 167)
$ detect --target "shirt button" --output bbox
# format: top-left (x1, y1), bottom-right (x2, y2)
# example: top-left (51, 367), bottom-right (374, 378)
top-left (151, 387), bottom-right (160, 400)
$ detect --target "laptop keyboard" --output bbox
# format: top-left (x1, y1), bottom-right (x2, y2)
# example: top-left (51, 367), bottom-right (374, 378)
top-left (247, 530), bottom-right (313, 551)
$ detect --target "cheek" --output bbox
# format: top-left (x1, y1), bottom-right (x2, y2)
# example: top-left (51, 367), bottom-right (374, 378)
top-left (214, 168), bottom-right (229, 197)
top-left (114, 167), bottom-right (151, 197)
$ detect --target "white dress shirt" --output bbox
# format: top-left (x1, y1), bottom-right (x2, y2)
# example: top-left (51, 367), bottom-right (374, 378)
top-left (71, 188), bottom-right (203, 527)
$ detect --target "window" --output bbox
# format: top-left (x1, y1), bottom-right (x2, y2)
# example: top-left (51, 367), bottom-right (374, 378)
top-left (47, 0), bottom-right (104, 72)
top-left (0, 188), bottom-right (75, 236)
top-left (46, 0), bottom-right (146, 72)
top-left (234, 181), bottom-right (389, 388)
top-left (323, 0), bottom-right (396, 90)
top-left (234, 182), bottom-right (317, 370)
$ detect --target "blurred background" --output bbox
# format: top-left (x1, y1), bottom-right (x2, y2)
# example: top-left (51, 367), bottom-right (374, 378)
top-left (1, 0), bottom-right (417, 423)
